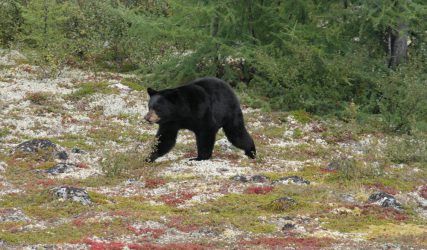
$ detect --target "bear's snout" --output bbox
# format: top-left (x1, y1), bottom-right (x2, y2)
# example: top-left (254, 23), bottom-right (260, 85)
top-left (144, 110), bottom-right (160, 124)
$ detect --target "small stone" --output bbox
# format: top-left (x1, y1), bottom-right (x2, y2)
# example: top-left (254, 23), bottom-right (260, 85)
top-left (340, 194), bottom-right (356, 204)
top-left (368, 192), bottom-right (402, 210)
top-left (272, 176), bottom-right (310, 185)
top-left (231, 175), bottom-right (248, 182)
top-left (0, 161), bottom-right (6, 172)
top-left (56, 151), bottom-right (68, 160)
top-left (0, 208), bottom-right (31, 222)
top-left (326, 161), bottom-right (340, 171)
top-left (419, 185), bottom-right (427, 200)
top-left (51, 186), bottom-right (92, 205)
top-left (282, 223), bottom-right (296, 230)
top-left (45, 163), bottom-right (76, 175)
top-left (71, 147), bottom-right (86, 154)
top-left (250, 175), bottom-right (270, 183)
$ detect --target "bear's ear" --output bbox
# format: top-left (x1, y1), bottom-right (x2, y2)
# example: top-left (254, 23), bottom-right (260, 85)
top-left (147, 87), bottom-right (157, 97)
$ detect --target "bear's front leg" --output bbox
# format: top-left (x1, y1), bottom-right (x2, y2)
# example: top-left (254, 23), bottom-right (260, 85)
top-left (147, 125), bottom-right (178, 162)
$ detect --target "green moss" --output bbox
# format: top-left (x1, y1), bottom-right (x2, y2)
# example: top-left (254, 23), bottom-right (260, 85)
top-left (74, 175), bottom-right (125, 188)
top-left (66, 82), bottom-right (117, 100)
top-left (51, 134), bottom-right (95, 151)
top-left (322, 213), bottom-right (389, 232)
top-left (194, 189), bottom-right (330, 233)
top-left (289, 110), bottom-right (312, 124)
top-left (0, 219), bottom-right (127, 245)
top-left (121, 79), bottom-right (145, 91)
top-left (362, 177), bottom-right (417, 193)
top-left (293, 128), bottom-right (303, 139)
top-left (259, 125), bottom-right (286, 138)
top-left (263, 143), bottom-right (331, 162)
top-left (87, 191), bottom-right (110, 204)
top-left (361, 223), bottom-right (427, 240)
top-left (0, 191), bottom-right (90, 220)
top-left (99, 196), bottom-right (176, 220)
top-left (262, 165), bottom-right (329, 184)
top-left (0, 128), bottom-right (11, 138)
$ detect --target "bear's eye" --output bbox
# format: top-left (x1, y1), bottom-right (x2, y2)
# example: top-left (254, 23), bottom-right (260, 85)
top-left (151, 106), bottom-right (160, 112)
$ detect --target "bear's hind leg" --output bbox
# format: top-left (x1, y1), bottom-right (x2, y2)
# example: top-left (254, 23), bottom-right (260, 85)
top-left (223, 117), bottom-right (256, 159)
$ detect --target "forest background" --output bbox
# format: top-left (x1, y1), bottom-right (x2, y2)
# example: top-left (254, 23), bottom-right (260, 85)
top-left (1, 0), bottom-right (427, 133)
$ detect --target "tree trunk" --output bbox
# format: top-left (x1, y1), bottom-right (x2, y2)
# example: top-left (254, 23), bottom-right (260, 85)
top-left (388, 23), bottom-right (408, 68)
top-left (211, 9), bottom-right (223, 78)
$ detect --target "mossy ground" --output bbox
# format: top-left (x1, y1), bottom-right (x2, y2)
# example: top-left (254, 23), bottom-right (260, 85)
top-left (0, 64), bottom-right (426, 248)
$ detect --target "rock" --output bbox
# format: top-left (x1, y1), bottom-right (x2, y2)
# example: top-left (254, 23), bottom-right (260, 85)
top-left (250, 175), bottom-right (270, 183)
top-left (270, 197), bottom-right (297, 211)
top-left (410, 185), bottom-right (427, 208)
top-left (419, 185), bottom-right (427, 200)
top-left (231, 175), bottom-right (248, 182)
top-left (368, 192), bottom-right (402, 210)
top-left (0, 208), bottom-right (31, 222)
top-left (51, 186), bottom-right (92, 205)
top-left (272, 176), bottom-right (310, 185)
top-left (14, 139), bottom-right (67, 160)
top-left (112, 83), bottom-right (132, 92)
top-left (45, 163), bottom-right (76, 175)
top-left (0, 161), bottom-right (6, 172)
top-left (340, 194), bottom-right (357, 204)
top-left (282, 223), bottom-right (296, 230)
top-left (71, 147), bottom-right (86, 154)
top-left (56, 151), bottom-right (68, 160)
top-left (326, 161), bottom-right (340, 171)
top-left (15, 139), bottom-right (56, 153)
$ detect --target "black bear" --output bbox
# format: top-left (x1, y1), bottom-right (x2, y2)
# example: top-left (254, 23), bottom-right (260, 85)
top-left (144, 77), bottom-right (256, 162)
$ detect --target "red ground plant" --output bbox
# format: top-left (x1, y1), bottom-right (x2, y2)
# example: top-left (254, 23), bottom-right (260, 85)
top-left (72, 218), bottom-right (86, 227)
top-left (83, 239), bottom-right (210, 250)
top-left (145, 178), bottom-right (166, 189)
top-left (166, 216), bottom-right (200, 233)
top-left (35, 179), bottom-right (57, 188)
top-left (127, 226), bottom-right (166, 239)
top-left (76, 162), bottom-right (89, 169)
top-left (240, 236), bottom-right (335, 248)
top-left (365, 183), bottom-right (398, 195)
top-left (160, 192), bottom-right (195, 206)
top-left (83, 239), bottom-right (126, 250)
top-left (244, 186), bottom-right (274, 195)
top-left (320, 168), bottom-right (337, 174)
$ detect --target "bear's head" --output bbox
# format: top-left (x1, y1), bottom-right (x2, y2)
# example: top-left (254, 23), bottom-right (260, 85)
top-left (144, 88), bottom-right (176, 124)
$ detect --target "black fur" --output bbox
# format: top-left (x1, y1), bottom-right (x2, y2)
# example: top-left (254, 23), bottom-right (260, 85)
top-left (146, 77), bottom-right (256, 162)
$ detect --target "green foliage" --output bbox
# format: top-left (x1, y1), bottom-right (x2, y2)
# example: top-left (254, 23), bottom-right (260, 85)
top-left (386, 134), bottom-right (427, 164)
top-left (0, 0), bottom-right (23, 47)
top-left (327, 157), bottom-right (383, 182)
top-left (1, 0), bottom-right (427, 130)
top-left (377, 62), bottom-right (427, 133)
